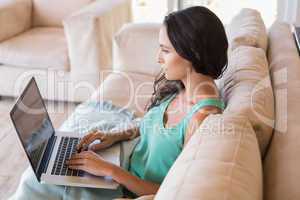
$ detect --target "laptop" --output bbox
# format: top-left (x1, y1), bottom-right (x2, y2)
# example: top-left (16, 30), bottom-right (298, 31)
top-left (292, 25), bottom-right (300, 55)
top-left (10, 77), bottom-right (120, 189)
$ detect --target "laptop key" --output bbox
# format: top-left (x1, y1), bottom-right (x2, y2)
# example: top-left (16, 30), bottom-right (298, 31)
top-left (50, 137), bottom-right (84, 177)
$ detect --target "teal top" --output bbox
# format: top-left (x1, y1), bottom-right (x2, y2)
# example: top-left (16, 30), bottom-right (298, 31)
top-left (129, 93), bottom-right (225, 184)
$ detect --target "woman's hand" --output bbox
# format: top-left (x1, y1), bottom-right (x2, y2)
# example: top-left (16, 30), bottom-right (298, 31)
top-left (66, 150), bottom-right (117, 177)
top-left (77, 130), bottom-right (118, 152)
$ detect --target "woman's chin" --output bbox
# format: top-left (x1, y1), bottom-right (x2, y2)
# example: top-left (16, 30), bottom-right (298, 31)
top-left (165, 75), bottom-right (174, 80)
top-left (165, 72), bottom-right (178, 80)
top-left (165, 74), bottom-right (170, 80)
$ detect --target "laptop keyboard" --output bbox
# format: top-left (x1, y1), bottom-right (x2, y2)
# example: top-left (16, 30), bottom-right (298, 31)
top-left (51, 137), bottom-right (84, 177)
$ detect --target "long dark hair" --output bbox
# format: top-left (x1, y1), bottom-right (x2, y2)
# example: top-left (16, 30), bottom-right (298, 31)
top-left (145, 6), bottom-right (228, 111)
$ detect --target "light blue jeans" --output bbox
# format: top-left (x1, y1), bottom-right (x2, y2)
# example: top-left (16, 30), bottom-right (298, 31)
top-left (10, 138), bottom-right (140, 200)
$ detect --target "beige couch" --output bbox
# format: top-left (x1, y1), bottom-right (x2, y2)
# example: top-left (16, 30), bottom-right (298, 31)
top-left (90, 8), bottom-right (300, 200)
top-left (0, 0), bottom-right (132, 102)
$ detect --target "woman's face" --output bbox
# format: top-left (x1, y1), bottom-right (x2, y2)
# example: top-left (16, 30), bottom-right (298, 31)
top-left (157, 26), bottom-right (193, 80)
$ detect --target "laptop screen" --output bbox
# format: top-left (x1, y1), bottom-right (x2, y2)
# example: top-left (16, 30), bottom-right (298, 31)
top-left (10, 78), bottom-right (54, 173)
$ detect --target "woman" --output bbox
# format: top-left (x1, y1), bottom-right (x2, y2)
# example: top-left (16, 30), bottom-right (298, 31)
top-left (66, 6), bottom-right (228, 198)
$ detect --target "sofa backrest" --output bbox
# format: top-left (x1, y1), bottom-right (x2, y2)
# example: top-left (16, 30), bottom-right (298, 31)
top-left (113, 23), bottom-right (161, 77)
top-left (32, 0), bottom-right (94, 27)
top-left (263, 21), bottom-right (300, 200)
top-left (219, 8), bottom-right (274, 156)
top-left (217, 46), bottom-right (274, 156)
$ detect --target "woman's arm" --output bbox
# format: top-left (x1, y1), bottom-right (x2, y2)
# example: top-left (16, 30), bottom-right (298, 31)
top-left (113, 125), bottom-right (140, 142)
top-left (67, 151), bottom-right (159, 197)
top-left (184, 107), bottom-right (221, 147)
top-left (112, 165), bottom-right (160, 196)
top-left (77, 126), bottom-right (140, 151)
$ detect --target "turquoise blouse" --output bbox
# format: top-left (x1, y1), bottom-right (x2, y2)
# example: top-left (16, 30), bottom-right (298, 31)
top-left (129, 93), bottom-right (225, 183)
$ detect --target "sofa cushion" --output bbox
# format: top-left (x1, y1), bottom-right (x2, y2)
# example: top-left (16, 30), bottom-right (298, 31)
top-left (0, 27), bottom-right (69, 71)
top-left (226, 8), bottom-right (267, 52)
top-left (90, 71), bottom-right (155, 117)
top-left (263, 21), bottom-right (300, 200)
top-left (155, 113), bottom-right (262, 200)
top-left (32, 0), bottom-right (94, 27)
top-left (113, 23), bottom-right (161, 76)
top-left (217, 46), bottom-right (274, 156)
top-left (0, 0), bottom-right (32, 42)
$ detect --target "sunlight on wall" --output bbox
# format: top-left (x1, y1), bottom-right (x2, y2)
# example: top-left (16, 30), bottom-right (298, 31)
top-left (182, 0), bottom-right (277, 27)
top-left (132, 0), bottom-right (168, 23)
top-left (132, 0), bottom-right (277, 27)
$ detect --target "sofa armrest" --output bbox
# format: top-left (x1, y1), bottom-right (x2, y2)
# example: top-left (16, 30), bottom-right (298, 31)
top-left (0, 0), bottom-right (32, 42)
top-left (155, 113), bottom-right (263, 200)
top-left (63, 0), bottom-right (132, 86)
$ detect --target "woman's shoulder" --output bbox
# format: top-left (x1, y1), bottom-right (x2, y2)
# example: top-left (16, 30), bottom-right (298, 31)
top-left (192, 106), bottom-right (222, 122)
top-left (189, 94), bottom-right (223, 122)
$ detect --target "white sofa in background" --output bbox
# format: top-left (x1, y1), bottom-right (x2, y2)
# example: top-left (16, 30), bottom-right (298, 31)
top-left (91, 8), bottom-right (300, 200)
top-left (0, 0), bottom-right (132, 102)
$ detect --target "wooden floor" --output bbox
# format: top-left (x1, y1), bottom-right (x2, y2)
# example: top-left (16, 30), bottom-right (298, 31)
top-left (0, 97), bottom-right (76, 200)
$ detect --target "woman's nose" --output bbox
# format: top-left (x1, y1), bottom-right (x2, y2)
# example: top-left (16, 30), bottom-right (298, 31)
top-left (157, 50), bottom-right (164, 64)
top-left (158, 58), bottom-right (164, 64)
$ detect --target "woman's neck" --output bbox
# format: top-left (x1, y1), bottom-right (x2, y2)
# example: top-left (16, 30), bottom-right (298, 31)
top-left (180, 72), bottom-right (219, 104)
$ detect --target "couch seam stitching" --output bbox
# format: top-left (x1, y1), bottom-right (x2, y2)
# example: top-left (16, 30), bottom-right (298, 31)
top-left (223, 119), bottom-right (246, 200)
top-left (173, 133), bottom-right (204, 200)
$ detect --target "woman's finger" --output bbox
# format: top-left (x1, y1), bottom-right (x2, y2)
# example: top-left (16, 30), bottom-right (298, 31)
top-left (77, 131), bottom-right (100, 150)
top-left (68, 164), bottom-right (84, 170)
top-left (76, 150), bottom-right (100, 161)
top-left (81, 150), bottom-right (100, 159)
top-left (81, 130), bottom-right (97, 142)
top-left (66, 158), bottom-right (85, 165)
top-left (70, 151), bottom-right (102, 165)
top-left (84, 132), bottom-right (103, 145)
top-left (77, 132), bottom-right (94, 150)
top-left (70, 153), bottom-right (85, 160)
top-left (90, 140), bottom-right (111, 151)
top-left (78, 150), bottom-right (94, 156)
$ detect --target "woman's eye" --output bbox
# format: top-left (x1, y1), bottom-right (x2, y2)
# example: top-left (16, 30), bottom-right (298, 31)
top-left (162, 49), bottom-right (169, 53)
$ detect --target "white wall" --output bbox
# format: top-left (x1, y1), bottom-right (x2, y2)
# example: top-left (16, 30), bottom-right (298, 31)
top-left (132, 0), bottom-right (168, 23)
top-left (170, 0), bottom-right (300, 26)
top-left (277, 0), bottom-right (300, 25)
top-left (174, 0), bottom-right (277, 27)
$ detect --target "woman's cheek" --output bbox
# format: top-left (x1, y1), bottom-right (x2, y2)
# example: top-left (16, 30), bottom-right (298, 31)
top-left (165, 54), bottom-right (177, 68)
